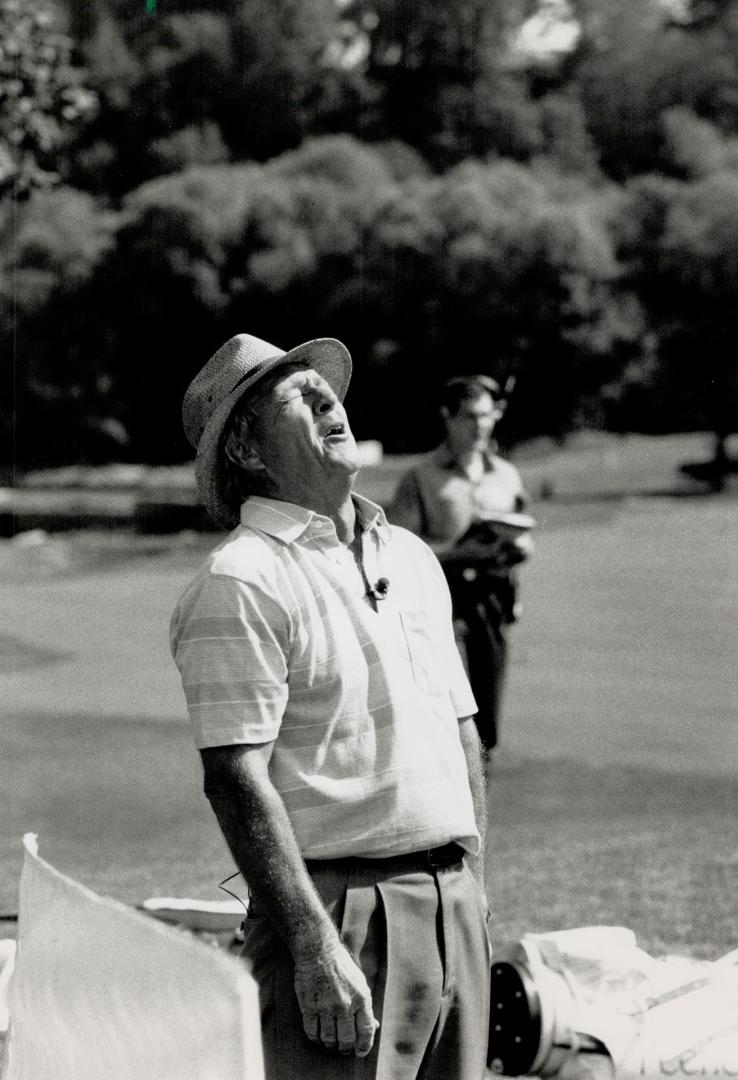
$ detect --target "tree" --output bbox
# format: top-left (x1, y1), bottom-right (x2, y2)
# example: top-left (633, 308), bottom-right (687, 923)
top-left (364, 157), bottom-right (639, 447)
top-left (7, 133), bottom-right (643, 463)
top-left (344, 0), bottom-right (545, 168)
top-left (65, 9), bottom-right (234, 196)
top-left (609, 114), bottom-right (738, 443)
top-left (0, 0), bottom-right (96, 198)
top-left (65, 0), bottom-right (360, 196)
top-left (567, 0), bottom-right (738, 179)
top-left (104, 137), bottom-right (400, 459)
top-left (223, 0), bottom-right (357, 161)
top-left (661, 105), bottom-right (738, 179)
top-left (659, 170), bottom-right (738, 443)
top-left (93, 162), bottom-right (257, 461)
top-left (1, 186), bottom-right (117, 467)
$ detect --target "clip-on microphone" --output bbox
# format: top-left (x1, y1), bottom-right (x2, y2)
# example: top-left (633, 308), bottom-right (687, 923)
top-left (368, 576), bottom-right (390, 601)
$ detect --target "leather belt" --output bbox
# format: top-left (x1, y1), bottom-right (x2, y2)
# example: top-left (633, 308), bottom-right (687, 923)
top-left (304, 841), bottom-right (465, 873)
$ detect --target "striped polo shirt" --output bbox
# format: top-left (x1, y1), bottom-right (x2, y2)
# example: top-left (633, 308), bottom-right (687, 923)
top-left (170, 494), bottom-right (480, 859)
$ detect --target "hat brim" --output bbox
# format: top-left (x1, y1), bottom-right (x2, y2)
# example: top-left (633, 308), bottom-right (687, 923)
top-left (195, 337), bottom-right (352, 530)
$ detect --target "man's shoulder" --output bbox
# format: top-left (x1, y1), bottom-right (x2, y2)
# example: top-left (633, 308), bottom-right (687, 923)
top-left (387, 521), bottom-right (442, 565)
top-left (175, 529), bottom-right (283, 608)
top-left (170, 528), bottom-right (287, 645)
top-left (208, 527), bottom-right (279, 582)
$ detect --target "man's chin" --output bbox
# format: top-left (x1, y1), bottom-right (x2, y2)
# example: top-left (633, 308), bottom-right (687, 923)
top-left (332, 455), bottom-right (361, 477)
top-left (324, 443), bottom-right (360, 472)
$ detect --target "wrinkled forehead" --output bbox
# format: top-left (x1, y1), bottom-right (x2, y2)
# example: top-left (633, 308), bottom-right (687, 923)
top-left (271, 363), bottom-right (337, 404)
top-left (249, 361), bottom-right (312, 406)
top-left (270, 361), bottom-right (320, 390)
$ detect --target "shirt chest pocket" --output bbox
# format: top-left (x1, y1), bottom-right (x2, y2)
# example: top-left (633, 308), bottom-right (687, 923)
top-left (399, 608), bottom-right (443, 696)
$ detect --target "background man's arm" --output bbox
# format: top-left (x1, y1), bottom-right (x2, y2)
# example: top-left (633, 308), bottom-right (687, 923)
top-left (201, 742), bottom-right (378, 1057)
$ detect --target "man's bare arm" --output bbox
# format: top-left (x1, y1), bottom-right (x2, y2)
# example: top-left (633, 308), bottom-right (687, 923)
top-left (457, 716), bottom-right (487, 898)
top-left (201, 743), bottom-right (378, 1057)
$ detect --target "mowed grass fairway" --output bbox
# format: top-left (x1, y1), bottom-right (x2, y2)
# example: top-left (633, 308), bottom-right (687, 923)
top-left (1, 435), bottom-right (736, 959)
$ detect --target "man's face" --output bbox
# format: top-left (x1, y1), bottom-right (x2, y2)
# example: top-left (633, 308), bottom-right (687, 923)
top-left (444, 390), bottom-right (500, 455)
top-left (248, 363), bottom-right (360, 504)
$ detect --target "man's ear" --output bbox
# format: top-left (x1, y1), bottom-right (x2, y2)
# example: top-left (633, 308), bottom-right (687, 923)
top-left (225, 438), bottom-right (267, 476)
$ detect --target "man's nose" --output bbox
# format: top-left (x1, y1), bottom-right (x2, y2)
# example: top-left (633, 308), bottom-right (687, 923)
top-left (314, 388), bottom-right (337, 414)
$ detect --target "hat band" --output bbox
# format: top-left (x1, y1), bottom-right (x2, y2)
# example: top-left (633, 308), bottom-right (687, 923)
top-left (230, 360), bottom-right (267, 396)
top-left (214, 358), bottom-right (276, 419)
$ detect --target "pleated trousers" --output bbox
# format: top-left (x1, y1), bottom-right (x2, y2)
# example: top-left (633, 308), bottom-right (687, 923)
top-left (240, 858), bottom-right (491, 1080)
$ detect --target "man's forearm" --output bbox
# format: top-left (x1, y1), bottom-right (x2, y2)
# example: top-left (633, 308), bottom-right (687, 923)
top-left (458, 716), bottom-right (487, 890)
top-left (202, 744), bottom-right (379, 1057)
top-left (203, 747), bottom-right (339, 960)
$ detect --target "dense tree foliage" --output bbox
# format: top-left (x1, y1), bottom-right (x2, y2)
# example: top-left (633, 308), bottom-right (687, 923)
top-left (2, 0), bottom-right (737, 468)
top-left (1, 185), bottom-right (117, 464)
top-left (0, 0), bottom-right (96, 197)
top-left (567, 0), bottom-right (738, 179)
top-left (608, 110), bottom-right (738, 437)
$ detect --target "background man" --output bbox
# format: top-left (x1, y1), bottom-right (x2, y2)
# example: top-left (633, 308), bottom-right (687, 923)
top-left (388, 375), bottom-right (533, 754)
top-left (170, 334), bottom-right (491, 1080)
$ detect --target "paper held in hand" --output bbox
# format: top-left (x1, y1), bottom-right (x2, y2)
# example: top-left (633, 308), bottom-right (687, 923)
top-left (458, 510), bottom-right (537, 546)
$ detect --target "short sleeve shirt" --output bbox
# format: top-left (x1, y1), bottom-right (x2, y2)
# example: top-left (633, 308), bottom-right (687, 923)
top-left (170, 494), bottom-right (479, 859)
top-left (388, 444), bottom-right (527, 543)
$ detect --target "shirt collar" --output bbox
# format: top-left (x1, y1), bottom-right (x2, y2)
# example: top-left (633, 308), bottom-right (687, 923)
top-left (239, 493), bottom-right (391, 545)
top-left (353, 492), bottom-right (392, 544)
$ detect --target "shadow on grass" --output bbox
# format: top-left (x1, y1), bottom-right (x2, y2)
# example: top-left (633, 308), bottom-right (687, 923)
top-left (2, 710), bottom-right (736, 961)
top-left (1, 710), bottom-right (228, 915)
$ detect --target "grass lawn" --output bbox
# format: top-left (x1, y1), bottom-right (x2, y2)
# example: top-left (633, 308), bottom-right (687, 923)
top-left (486, 754), bottom-right (736, 959)
top-left (1, 433), bottom-right (736, 962)
top-left (2, 714), bottom-right (735, 962)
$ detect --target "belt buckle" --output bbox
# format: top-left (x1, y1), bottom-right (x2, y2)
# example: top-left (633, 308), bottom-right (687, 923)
top-left (426, 843), bottom-right (457, 868)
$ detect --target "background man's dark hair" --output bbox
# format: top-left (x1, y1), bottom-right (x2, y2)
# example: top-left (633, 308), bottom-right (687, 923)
top-left (439, 375), bottom-right (503, 418)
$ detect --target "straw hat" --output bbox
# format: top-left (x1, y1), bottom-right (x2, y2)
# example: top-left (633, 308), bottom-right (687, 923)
top-left (183, 333), bottom-right (352, 529)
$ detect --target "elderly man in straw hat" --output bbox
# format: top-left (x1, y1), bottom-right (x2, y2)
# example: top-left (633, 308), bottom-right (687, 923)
top-left (170, 333), bottom-right (490, 1080)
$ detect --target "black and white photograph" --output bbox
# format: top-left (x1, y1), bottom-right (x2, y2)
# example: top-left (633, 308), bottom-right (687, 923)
top-left (1, 1), bottom-right (736, 1077)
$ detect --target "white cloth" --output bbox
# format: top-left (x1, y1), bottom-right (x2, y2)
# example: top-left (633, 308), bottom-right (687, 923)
top-left (495, 927), bottom-right (738, 1080)
top-left (170, 494), bottom-right (479, 859)
top-left (0, 835), bottom-right (263, 1080)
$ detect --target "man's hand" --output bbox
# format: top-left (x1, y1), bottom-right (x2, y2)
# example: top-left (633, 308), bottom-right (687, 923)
top-left (202, 745), bottom-right (379, 1056)
top-left (293, 940), bottom-right (379, 1057)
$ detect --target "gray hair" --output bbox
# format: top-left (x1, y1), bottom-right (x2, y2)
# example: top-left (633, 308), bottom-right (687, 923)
top-left (221, 384), bottom-right (276, 509)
